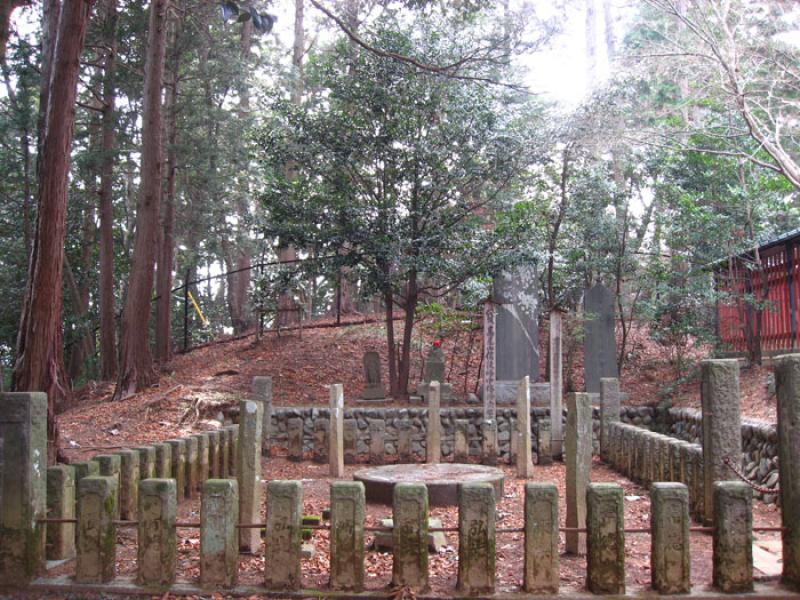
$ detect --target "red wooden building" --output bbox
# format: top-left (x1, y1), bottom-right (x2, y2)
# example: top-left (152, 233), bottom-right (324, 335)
top-left (717, 228), bottom-right (800, 354)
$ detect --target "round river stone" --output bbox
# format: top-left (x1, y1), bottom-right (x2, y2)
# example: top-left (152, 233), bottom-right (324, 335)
top-left (353, 463), bottom-right (504, 506)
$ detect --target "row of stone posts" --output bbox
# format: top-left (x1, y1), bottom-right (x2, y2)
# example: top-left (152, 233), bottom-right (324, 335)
top-left (41, 419), bottom-right (240, 564)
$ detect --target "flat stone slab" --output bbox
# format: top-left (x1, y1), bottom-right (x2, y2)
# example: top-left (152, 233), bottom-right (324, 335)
top-left (353, 463), bottom-right (504, 506)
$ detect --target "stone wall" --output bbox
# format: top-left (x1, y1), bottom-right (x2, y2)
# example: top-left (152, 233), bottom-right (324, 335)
top-left (268, 405), bottom-right (656, 461)
top-left (664, 408), bottom-right (779, 504)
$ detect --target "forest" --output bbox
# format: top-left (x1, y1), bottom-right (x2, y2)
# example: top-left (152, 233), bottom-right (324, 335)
top-left (0, 0), bottom-right (798, 460)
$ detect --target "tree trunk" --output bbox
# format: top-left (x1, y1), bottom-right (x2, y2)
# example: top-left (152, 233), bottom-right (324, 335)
top-left (155, 14), bottom-right (180, 362)
top-left (397, 270), bottom-right (418, 399)
top-left (115, 0), bottom-right (168, 399)
top-left (12, 0), bottom-right (91, 464)
top-left (0, 0), bottom-right (27, 65)
top-left (67, 199), bottom-right (96, 382)
top-left (98, 0), bottom-right (118, 379)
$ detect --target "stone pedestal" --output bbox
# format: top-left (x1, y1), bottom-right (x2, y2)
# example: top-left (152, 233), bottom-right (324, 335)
top-left (457, 483), bottom-right (495, 595)
top-left (330, 481), bottom-right (366, 591)
top-left (516, 376), bottom-right (534, 478)
top-left (238, 399), bottom-right (263, 553)
top-left (330, 384), bottom-right (345, 476)
top-left (651, 483), bottom-right (690, 594)
top-left (201, 479), bottom-right (239, 588)
top-left (524, 483), bottom-right (559, 594)
top-left (565, 392), bottom-right (591, 554)
top-left (426, 382), bottom-right (441, 464)
top-left (712, 481), bottom-right (752, 593)
top-left (586, 483), bottom-right (625, 595)
top-left (46, 465), bottom-right (76, 560)
top-left (391, 483), bottom-right (429, 591)
top-left (76, 476), bottom-right (117, 583)
top-left (265, 480), bottom-right (303, 590)
top-left (701, 359), bottom-right (742, 524)
top-left (137, 479), bottom-right (177, 587)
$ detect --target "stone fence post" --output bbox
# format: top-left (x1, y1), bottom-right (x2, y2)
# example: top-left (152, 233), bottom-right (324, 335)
top-left (330, 384), bottom-right (345, 477)
top-left (253, 376), bottom-right (273, 456)
top-left (599, 377), bottom-right (620, 461)
top-left (524, 482), bottom-right (559, 594)
top-left (651, 483), bottom-right (690, 594)
top-left (46, 465), bottom-right (76, 561)
top-left (712, 481), bottom-right (752, 593)
top-left (265, 480), bottom-right (303, 590)
top-left (76, 475), bottom-right (117, 583)
top-left (330, 481), bottom-right (365, 591)
top-left (586, 483), bottom-right (625, 595)
top-left (701, 359), bottom-right (742, 524)
top-left (238, 399), bottom-right (263, 553)
top-left (137, 479), bottom-right (177, 588)
top-left (457, 483), bottom-right (496, 595)
top-left (201, 479), bottom-right (239, 588)
top-left (516, 375), bottom-right (533, 478)
top-left (391, 483), bottom-right (429, 591)
top-left (566, 392), bottom-right (591, 554)
top-left (426, 382), bottom-right (441, 464)
top-left (776, 354), bottom-right (800, 590)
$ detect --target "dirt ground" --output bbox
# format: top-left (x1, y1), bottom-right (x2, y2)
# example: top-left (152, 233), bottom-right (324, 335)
top-left (45, 457), bottom-right (782, 598)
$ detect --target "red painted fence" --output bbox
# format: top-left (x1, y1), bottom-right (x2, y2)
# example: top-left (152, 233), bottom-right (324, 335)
top-left (717, 241), bottom-right (800, 353)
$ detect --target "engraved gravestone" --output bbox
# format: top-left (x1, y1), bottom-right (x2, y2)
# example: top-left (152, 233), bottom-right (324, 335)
top-left (494, 266), bottom-right (540, 403)
top-left (362, 352), bottom-right (386, 400)
top-left (584, 283), bottom-right (618, 393)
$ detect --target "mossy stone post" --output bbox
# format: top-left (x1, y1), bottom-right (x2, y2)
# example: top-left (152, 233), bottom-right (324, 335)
top-left (398, 420), bottom-right (412, 463)
top-left (265, 480), bottom-right (303, 590)
top-left (516, 375), bottom-right (534, 478)
top-left (330, 481), bottom-right (366, 591)
top-left (454, 419), bottom-right (469, 463)
top-left (369, 419), bottom-right (385, 465)
top-left (154, 442), bottom-right (172, 479)
top-left (75, 475), bottom-right (117, 583)
top-left (691, 446), bottom-right (705, 520)
top-left (166, 439), bottom-right (186, 496)
top-left (116, 449), bottom-right (139, 520)
top-left (537, 418), bottom-right (552, 466)
top-left (481, 419), bottom-right (497, 466)
top-left (565, 392), bottom-right (592, 554)
top-left (457, 483), bottom-right (496, 595)
top-left (73, 460), bottom-right (100, 485)
top-left (668, 439), bottom-right (684, 482)
top-left (136, 446), bottom-right (156, 481)
top-left (426, 381), bottom-right (441, 464)
top-left (194, 434), bottom-right (210, 484)
top-left (0, 392), bottom-right (46, 584)
top-left (287, 417), bottom-right (304, 462)
top-left (95, 454), bottom-right (121, 519)
top-left (776, 354), bottom-right (800, 590)
top-left (701, 359), bottom-right (742, 524)
top-left (391, 482), bottom-right (429, 591)
top-left (228, 425), bottom-right (239, 477)
top-left (201, 479), bottom-right (239, 588)
top-left (712, 481), bottom-right (753, 593)
top-left (330, 385), bottom-right (345, 475)
top-left (586, 483), bottom-right (625, 595)
top-left (524, 483), bottom-right (559, 594)
top-left (651, 483), bottom-right (690, 594)
top-left (208, 432), bottom-right (220, 478)
top-left (599, 377), bottom-right (620, 462)
top-left (252, 376), bottom-right (273, 456)
top-left (137, 479), bottom-right (177, 587)
top-left (185, 436), bottom-right (199, 498)
top-left (313, 420), bottom-right (329, 464)
top-left (237, 399), bottom-right (263, 553)
top-left (46, 465), bottom-right (76, 560)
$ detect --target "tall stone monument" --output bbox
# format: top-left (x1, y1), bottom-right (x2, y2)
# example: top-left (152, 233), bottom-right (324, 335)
top-left (493, 266), bottom-right (539, 403)
top-left (583, 283), bottom-right (618, 393)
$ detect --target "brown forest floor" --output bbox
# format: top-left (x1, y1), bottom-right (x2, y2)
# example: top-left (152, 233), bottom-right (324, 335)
top-left (61, 316), bottom-right (775, 458)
